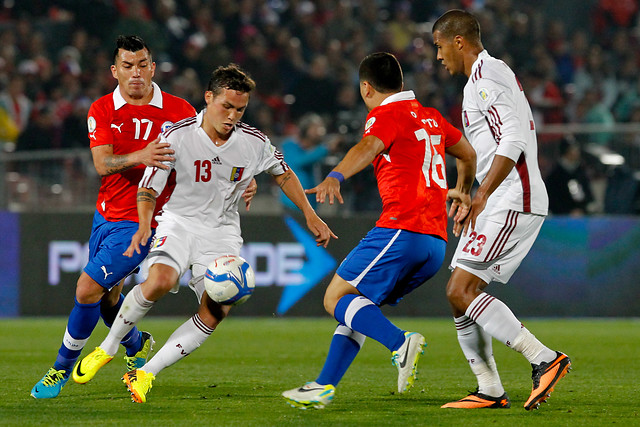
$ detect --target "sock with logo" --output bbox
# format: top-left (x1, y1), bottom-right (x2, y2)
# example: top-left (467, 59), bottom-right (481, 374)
top-left (316, 324), bottom-right (366, 386)
top-left (142, 314), bottom-right (213, 376)
top-left (454, 315), bottom-right (504, 397)
top-left (100, 294), bottom-right (142, 357)
top-left (53, 298), bottom-right (101, 374)
top-left (465, 293), bottom-right (555, 365)
top-left (333, 294), bottom-right (405, 352)
top-left (101, 285), bottom-right (154, 356)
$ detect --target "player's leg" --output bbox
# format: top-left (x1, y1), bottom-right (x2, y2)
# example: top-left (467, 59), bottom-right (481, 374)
top-left (441, 268), bottom-right (510, 408)
top-left (445, 211), bottom-right (570, 409)
top-left (74, 263), bottom-right (179, 384)
top-left (31, 272), bottom-right (104, 398)
top-left (123, 294), bottom-right (230, 403)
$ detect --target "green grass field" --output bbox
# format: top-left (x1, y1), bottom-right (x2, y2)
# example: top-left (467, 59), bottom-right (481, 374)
top-left (1, 317), bottom-right (638, 426)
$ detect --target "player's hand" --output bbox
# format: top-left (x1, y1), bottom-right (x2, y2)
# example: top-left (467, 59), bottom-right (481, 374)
top-left (305, 214), bottom-right (338, 248)
top-left (461, 192), bottom-right (488, 237)
top-left (124, 227), bottom-right (153, 257)
top-left (305, 177), bottom-right (344, 205)
top-left (242, 178), bottom-right (257, 211)
top-left (447, 188), bottom-right (471, 237)
top-left (138, 136), bottom-right (175, 170)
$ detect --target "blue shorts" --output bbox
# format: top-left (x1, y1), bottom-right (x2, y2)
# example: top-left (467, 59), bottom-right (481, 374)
top-left (83, 211), bottom-right (154, 290)
top-left (336, 227), bottom-right (446, 306)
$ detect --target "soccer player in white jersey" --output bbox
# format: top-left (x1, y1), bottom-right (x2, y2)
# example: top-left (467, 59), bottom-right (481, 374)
top-left (432, 10), bottom-right (571, 410)
top-left (75, 64), bottom-right (337, 403)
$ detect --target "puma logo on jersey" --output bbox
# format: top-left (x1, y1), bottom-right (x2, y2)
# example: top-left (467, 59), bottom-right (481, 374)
top-left (110, 123), bottom-right (124, 133)
top-left (101, 265), bottom-right (114, 280)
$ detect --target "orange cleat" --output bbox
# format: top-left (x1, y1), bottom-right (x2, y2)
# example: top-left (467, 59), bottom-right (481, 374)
top-left (442, 389), bottom-right (511, 409)
top-left (524, 351), bottom-right (571, 410)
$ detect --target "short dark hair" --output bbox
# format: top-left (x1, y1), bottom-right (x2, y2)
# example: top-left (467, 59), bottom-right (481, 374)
top-left (207, 64), bottom-right (256, 95)
top-left (113, 35), bottom-right (151, 63)
top-left (358, 52), bottom-right (403, 93)
top-left (433, 10), bottom-right (481, 42)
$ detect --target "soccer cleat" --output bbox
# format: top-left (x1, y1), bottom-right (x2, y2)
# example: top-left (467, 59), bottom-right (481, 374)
top-left (282, 381), bottom-right (336, 409)
top-left (72, 347), bottom-right (114, 384)
top-left (524, 351), bottom-right (571, 410)
top-left (122, 369), bottom-right (155, 403)
top-left (391, 331), bottom-right (426, 393)
top-left (441, 389), bottom-right (511, 409)
top-left (124, 331), bottom-right (155, 372)
top-left (30, 368), bottom-right (70, 399)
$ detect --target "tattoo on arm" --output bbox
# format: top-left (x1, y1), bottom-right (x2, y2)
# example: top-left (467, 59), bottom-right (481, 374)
top-left (278, 174), bottom-right (291, 189)
top-left (137, 191), bottom-right (156, 204)
top-left (105, 155), bottom-right (135, 175)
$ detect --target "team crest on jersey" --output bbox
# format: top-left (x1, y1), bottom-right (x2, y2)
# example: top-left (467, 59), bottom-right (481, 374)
top-left (161, 121), bottom-right (174, 133)
top-left (479, 88), bottom-right (489, 102)
top-left (365, 117), bottom-right (376, 131)
top-left (152, 236), bottom-right (167, 249)
top-left (230, 167), bottom-right (245, 182)
top-left (87, 116), bottom-right (96, 133)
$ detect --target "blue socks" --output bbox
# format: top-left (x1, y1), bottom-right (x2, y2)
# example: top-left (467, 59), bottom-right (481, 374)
top-left (315, 294), bottom-right (406, 386)
top-left (316, 324), bottom-right (365, 386)
top-left (54, 299), bottom-right (101, 373)
top-left (334, 294), bottom-right (405, 351)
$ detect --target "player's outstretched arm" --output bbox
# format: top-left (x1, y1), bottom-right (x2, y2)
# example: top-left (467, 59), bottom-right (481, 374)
top-left (274, 169), bottom-right (338, 247)
top-left (91, 136), bottom-right (175, 176)
top-left (124, 187), bottom-right (157, 257)
top-left (445, 134), bottom-right (477, 237)
top-left (306, 135), bottom-right (385, 205)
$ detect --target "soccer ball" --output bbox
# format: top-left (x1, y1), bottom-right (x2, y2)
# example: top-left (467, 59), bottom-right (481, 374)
top-left (204, 255), bottom-right (255, 305)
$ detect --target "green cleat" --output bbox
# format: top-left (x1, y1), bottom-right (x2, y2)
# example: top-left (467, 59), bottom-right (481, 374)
top-left (124, 331), bottom-right (155, 372)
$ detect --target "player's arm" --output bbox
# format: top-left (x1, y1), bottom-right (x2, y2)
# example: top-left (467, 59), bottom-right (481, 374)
top-left (445, 134), bottom-right (477, 237)
top-left (123, 187), bottom-right (158, 257)
top-left (274, 169), bottom-right (337, 248)
top-left (306, 134), bottom-right (385, 205)
top-left (463, 154), bottom-right (515, 235)
top-left (91, 137), bottom-right (175, 177)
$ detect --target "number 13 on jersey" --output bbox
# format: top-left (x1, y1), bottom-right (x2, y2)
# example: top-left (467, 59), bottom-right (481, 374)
top-left (415, 128), bottom-right (446, 189)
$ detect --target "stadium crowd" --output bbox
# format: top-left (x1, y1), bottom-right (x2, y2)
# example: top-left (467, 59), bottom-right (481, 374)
top-left (1, 0), bottom-right (639, 213)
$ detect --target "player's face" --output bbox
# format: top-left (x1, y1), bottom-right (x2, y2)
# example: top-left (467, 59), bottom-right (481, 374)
top-left (433, 31), bottom-right (463, 76)
top-left (204, 88), bottom-right (250, 138)
top-left (111, 48), bottom-right (155, 103)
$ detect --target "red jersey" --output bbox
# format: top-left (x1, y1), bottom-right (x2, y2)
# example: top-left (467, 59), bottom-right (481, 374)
top-left (87, 82), bottom-right (195, 226)
top-left (363, 91), bottom-right (462, 240)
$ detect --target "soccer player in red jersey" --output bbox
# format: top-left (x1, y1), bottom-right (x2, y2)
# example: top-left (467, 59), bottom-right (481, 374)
top-left (283, 52), bottom-right (476, 408)
top-left (31, 36), bottom-right (255, 399)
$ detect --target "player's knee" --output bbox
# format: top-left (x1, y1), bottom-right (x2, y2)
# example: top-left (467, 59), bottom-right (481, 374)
top-left (323, 293), bottom-right (338, 317)
top-left (445, 280), bottom-right (467, 306)
top-left (75, 274), bottom-right (106, 304)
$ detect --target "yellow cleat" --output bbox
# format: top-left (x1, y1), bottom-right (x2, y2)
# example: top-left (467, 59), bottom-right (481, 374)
top-left (124, 331), bottom-right (155, 372)
top-left (122, 369), bottom-right (155, 403)
top-left (72, 347), bottom-right (113, 384)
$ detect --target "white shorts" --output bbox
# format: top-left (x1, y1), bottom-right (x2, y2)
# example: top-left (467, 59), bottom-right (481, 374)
top-left (449, 209), bottom-right (544, 284)
top-left (148, 216), bottom-right (242, 293)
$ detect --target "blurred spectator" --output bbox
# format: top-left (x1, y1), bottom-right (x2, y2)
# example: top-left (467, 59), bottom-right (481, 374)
top-left (289, 54), bottom-right (337, 120)
top-left (575, 90), bottom-right (615, 145)
top-left (279, 113), bottom-right (340, 210)
top-left (545, 136), bottom-right (594, 216)
top-left (0, 75), bottom-right (32, 134)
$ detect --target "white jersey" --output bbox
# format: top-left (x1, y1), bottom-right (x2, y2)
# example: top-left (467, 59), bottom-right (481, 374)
top-left (140, 110), bottom-right (288, 242)
top-left (462, 50), bottom-right (548, 215)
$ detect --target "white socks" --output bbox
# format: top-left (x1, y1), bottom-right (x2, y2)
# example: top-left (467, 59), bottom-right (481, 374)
top-left (457, 292), bottom-right (558, 396)
top-left (455, 316), bottom-right (504, 397)
top-left (142, 314), bottom-right (213, 376)
top-left (101, 285), bottom-right (154, 356)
